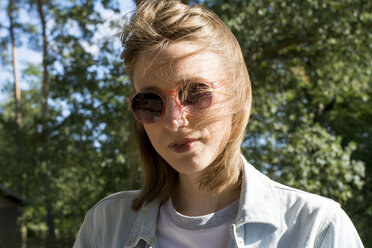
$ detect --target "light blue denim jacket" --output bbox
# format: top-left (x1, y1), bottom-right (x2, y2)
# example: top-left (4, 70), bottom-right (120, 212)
top-left (74, 157), bottom-right (364, 248)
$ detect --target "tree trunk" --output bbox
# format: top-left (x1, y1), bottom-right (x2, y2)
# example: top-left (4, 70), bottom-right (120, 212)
top-left (37, 0), bottom-right (49, 119)
top-left (8, 2), bottom-right (26, 247)
top-left (37, 0), bottom-right (55, 246)
top-left (8, 0), bottom-right (22, 126)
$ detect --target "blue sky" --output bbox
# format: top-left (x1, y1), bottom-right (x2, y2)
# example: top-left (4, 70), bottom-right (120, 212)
top-left (0, 0), bottom-right (137, 104)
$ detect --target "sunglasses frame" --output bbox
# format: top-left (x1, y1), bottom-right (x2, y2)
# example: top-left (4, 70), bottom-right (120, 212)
top-left (126, 81), bottom-right (220, 124)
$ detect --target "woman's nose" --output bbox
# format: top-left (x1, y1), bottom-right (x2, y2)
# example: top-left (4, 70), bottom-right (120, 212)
top-left (164, 97), bottom-right (189, 131)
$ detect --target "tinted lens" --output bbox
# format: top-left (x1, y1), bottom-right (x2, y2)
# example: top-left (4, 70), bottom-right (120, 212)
top-left (131, 92), bottom-right (163, 123)
top-left (179, 83), bottom-right (212, 113)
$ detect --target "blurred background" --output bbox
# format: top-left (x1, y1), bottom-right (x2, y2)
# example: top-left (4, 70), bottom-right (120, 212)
top-left (0, 0), bottom-right (371, 247)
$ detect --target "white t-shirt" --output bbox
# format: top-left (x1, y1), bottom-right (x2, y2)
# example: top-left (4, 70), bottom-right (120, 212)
top-left (156, 198), bottom-right (239, 248)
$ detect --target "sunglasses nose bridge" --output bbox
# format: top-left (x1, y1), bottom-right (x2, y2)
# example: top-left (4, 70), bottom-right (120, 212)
top-left (164, 89), bottom-right (184, 112)
top-left (165, 94), bottom-right (183, 114)
top-left (163, 92), bottom-right (188, 130)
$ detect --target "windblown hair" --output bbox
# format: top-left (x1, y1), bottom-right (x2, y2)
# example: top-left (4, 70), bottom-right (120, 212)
top-left (120, 0), bottom-right (252, 211)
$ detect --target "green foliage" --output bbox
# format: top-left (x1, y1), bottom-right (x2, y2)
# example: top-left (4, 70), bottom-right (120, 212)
top-left (206, 0), bottom-right (371, 245)
top-left (0, 0), bottom-right (138, 246)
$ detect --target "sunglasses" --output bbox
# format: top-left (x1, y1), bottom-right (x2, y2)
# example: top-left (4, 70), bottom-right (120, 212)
top-left (126, 82), bottom-right (219, 124)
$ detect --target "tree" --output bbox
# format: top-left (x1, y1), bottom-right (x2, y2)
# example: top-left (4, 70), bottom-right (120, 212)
top-left (35, 0), bottom-right (57, 245)
top-left (205, 0), bottom-right (371, 245)
top-left (7, 0), bottom-right (22, 126)
top-left (0, 0), bottom-right (134, 246)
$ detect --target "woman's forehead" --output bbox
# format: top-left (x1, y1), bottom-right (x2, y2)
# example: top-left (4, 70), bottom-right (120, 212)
top-left (133, 42), bottom-right (224, 91)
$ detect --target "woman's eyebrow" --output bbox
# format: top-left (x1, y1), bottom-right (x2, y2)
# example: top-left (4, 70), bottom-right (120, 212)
top-left (175, 76), bottom-right (210, 85)
top-left (138, 76), bottom-right (210, 92)
top-left (138, 86), bottom-right (161, 91)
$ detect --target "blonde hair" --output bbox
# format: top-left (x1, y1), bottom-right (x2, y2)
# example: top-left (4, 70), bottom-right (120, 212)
top-left (121, 0), bottom-right (252, 210)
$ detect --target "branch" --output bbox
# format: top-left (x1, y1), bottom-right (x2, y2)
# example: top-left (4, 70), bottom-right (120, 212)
top-left (262, 20), bottom-right (371, 60)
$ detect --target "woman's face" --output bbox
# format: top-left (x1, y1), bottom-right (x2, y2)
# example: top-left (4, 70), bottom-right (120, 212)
top-left (133, 41), bottom-right (232, 178)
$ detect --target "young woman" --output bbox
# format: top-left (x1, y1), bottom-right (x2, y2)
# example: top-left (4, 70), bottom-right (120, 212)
top-left (74, 1), bottom-right (363, 247)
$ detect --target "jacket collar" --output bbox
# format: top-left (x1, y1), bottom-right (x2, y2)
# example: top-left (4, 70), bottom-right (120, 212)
top-left (125, 155), bottom-right (280, 247)
top-left (125, 199), bottom-right (160, 248)
top-left (235, 156), bottom-right (280, 229)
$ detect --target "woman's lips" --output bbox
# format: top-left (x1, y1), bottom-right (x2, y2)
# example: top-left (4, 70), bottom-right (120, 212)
top-left (168, 138), bottom-right (199, 153)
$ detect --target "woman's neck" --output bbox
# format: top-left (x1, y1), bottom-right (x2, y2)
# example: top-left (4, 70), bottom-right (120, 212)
top-left (171, 173), bottom-right (241, 216)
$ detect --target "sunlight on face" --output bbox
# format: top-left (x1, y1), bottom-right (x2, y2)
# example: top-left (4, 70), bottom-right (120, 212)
top-left (133, 41), bottom-right (232, 180)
